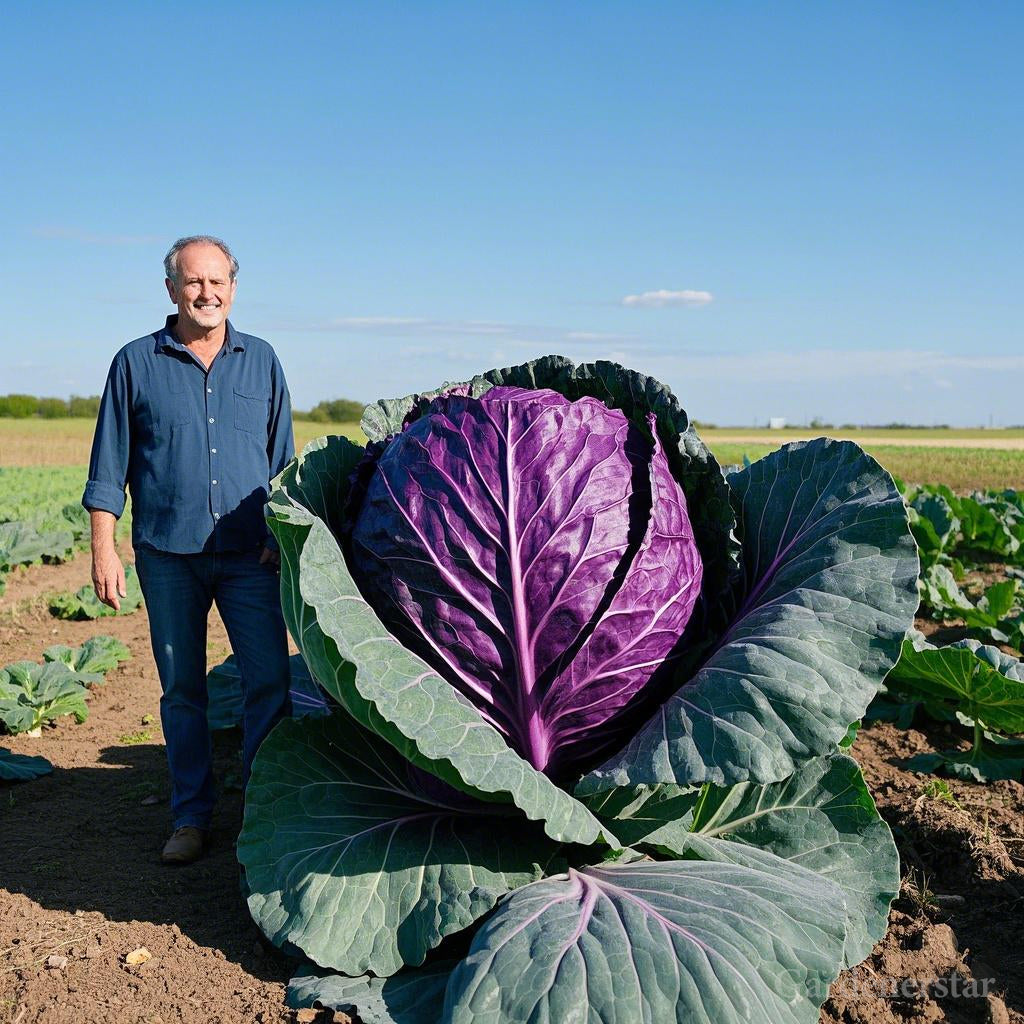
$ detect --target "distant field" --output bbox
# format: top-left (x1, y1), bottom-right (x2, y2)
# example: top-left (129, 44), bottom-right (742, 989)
top-left (710, 443), bottom-right (1022, 492)
top-left (703, 428), bottom-right (1024, 451)
top-left (703, 426), bottom-right (1024, 442)
top-left (0, 418), bottom-right (1021, 491)
top-left (0, 418), bottom-right (367, 468)
top-left (294, 421), bottom-right (366, 450)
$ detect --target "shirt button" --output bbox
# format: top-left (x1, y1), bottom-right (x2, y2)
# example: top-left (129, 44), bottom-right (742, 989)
top-left (207, 387), bottom-right (213, 393)
top-left (214, 513), bottom-right (220, 519)
top-left (211, 448), bottom-right (217, 454)
top-left (212, 479), bottom-right (218, 485)
top-left (209, 417), bottom-right (215, 423)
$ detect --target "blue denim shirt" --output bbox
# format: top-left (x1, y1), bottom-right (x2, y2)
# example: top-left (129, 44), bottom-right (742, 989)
top-left (83, 316), bottom-right (294, 554)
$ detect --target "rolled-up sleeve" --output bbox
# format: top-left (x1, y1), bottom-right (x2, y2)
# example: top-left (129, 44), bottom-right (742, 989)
top-left (267, 351), bottom-right (295, 480)
top-left (82, 356), bottom-right (130, 518)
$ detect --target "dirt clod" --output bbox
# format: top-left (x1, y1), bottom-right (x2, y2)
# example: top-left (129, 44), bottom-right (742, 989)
top-left (990, 995), bottom-right (1012, 1024)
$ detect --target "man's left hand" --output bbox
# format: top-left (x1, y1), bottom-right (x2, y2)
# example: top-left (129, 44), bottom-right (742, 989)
top-left (259, 544), bottom-right (281, 569)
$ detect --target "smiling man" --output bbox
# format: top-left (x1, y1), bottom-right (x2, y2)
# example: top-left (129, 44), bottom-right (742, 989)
top-left (83, 235), bottom-right (294, 864)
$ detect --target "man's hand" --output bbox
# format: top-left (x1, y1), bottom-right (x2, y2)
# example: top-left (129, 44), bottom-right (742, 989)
top-left (259, 544), bottom-right (281, 570)
top-left (89, 509), bottom-right (127, 610)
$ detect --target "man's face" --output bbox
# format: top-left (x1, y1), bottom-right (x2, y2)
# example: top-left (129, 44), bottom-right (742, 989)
top-left (165, 243), bottom-right (237, 333)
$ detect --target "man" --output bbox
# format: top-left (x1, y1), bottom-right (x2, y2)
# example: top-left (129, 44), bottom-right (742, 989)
top-left (83, 235), bottom-right (294, 865)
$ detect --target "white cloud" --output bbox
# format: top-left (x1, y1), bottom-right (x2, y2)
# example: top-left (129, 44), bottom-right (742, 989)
top-left (622, 289), bottom-right (713, 308)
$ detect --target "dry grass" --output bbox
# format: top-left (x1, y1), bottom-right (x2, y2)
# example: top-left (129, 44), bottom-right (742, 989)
top-left (702, 426), bottom-right (1024, 442)
top-left (710, 443), bottom-right (1024, 492)
top-left (0, 419), bottom-right (365, 467)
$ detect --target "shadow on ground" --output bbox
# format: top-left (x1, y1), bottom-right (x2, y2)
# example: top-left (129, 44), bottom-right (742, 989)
top-left (0, 732), bottom-right (293, 986)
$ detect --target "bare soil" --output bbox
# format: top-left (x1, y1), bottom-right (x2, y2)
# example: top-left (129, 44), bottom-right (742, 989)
top-left (822, 719), bottom-right (1024, 1024)
top-left (0, 548), bottom-right (293, 1024)
top-left (2, 552), bottom-right (1023, 1023)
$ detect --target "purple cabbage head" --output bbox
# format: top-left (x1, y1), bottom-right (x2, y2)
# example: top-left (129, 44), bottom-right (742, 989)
top-left (349, 386), bottom-right (703, 779)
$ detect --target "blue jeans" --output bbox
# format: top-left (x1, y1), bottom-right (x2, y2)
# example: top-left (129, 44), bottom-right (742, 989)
top-left (134, 546), bottom-right (291, 830)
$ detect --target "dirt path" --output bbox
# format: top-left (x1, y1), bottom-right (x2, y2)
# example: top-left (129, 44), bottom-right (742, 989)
top-left (2, 553), bottom-right (1023, 1023)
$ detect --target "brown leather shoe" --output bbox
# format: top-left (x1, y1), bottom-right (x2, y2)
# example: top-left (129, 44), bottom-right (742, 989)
top-left (161, 826), bottom-right (208, 865)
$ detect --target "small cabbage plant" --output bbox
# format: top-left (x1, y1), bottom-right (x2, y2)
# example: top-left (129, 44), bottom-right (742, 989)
top-left (239, 357), bottom-right (919, 1024)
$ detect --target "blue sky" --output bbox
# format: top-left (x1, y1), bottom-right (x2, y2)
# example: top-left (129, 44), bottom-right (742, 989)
top-left (1, 2), bottom-right (1021, 425)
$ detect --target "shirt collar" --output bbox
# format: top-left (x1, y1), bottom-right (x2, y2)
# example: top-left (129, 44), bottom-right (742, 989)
top-left (155, 315), bottom-right (245, 354)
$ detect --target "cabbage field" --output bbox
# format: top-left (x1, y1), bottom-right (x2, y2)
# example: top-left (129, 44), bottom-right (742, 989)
top-left (1, 367), bottom-right (1023, 1024)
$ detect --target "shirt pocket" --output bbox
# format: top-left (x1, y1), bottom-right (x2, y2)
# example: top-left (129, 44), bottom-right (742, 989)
top-left (233, 387), bottom-right (269, 436)
top-left (163, 375), bottom-right (193, 427)
top-left (137, 376), bottom-right (193, 431)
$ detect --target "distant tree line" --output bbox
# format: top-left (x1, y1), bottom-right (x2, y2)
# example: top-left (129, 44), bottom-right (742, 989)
top-left (293, 398), bottom-right (365, 422)
top-left (0, 393), bottom-right (365, 423)
top-left (0, 394), bottom-right (101, 418)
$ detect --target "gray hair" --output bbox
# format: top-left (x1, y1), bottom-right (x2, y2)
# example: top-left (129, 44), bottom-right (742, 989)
top-left (163, 235), bottom-right (239, 284)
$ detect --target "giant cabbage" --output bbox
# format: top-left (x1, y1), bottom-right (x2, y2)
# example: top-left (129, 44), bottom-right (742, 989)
top-left (239, 356), bottom-right (919, 1024)
top-left (350, 386), bottom-right (703, 780)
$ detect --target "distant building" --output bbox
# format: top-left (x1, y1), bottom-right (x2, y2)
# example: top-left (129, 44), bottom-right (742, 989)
top-left (768, 417), bottom-right (787, 430)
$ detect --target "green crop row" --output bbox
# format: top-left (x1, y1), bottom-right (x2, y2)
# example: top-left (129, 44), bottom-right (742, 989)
top-left (0, 467), bottom-right (132, 596)
top-left (0, 636), bottom-right (132, 781)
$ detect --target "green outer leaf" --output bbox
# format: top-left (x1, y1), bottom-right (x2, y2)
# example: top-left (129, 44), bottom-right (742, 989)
top-left (238, 711), bottom-right (562, 975)
top-left (980, 580), bottom-right (1019, 621)
top-left (0, 661), bottom-right (89, 733)
top-left (912, 492), bottom-right (958, 556)
top-left (41, 645), bottom-right (77, 667)
top-left (919, 567), bottom-right (1023, 644)
top-left (580, 784), bottom-right (702, 848)
top-left (670, 753), bottom-right (896, 967)
top-left (907, 739), bottom-right (1024, 783)
top-left (443, 854), bottom-right (848, 1024)
top-left (578, 438), bottom-right (919, 794)
top-left (268, 436), bottom-right (618, 850)
top-left (0, 700), bottom-right (38, 735)
top-left (865, 691), bottom-right (959, 728)
top-left (0, 521), bottom-right (65, 570)
top-left (43, 635), bottom-right (131, 677)
top-left (886, 634), bottom-right (1024, 735)
top-left (955, 493), bottom-right (1019, 559)
top-left (60, 502), bottom-right (90, 540)
top-left (72, 634), bottom-right (131, 673)
top-left (838, 721), bottom-right (859, 749)
top-left (0, 747), bottom-right (53, 781)
top-left (205, 656), bottom-right (246, 731)
top-left (287, 961), bottom-right (456, 1024)
top-left (360, 354), bottom-right (741, 628)
top-left (919, 564), bottom-right (973, 618)
top-left (585, 754), bottom-right (896, 967)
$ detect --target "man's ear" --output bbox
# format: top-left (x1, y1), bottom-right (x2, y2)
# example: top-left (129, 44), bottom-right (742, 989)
top-left (165, 277), bottom-right (177, 303)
